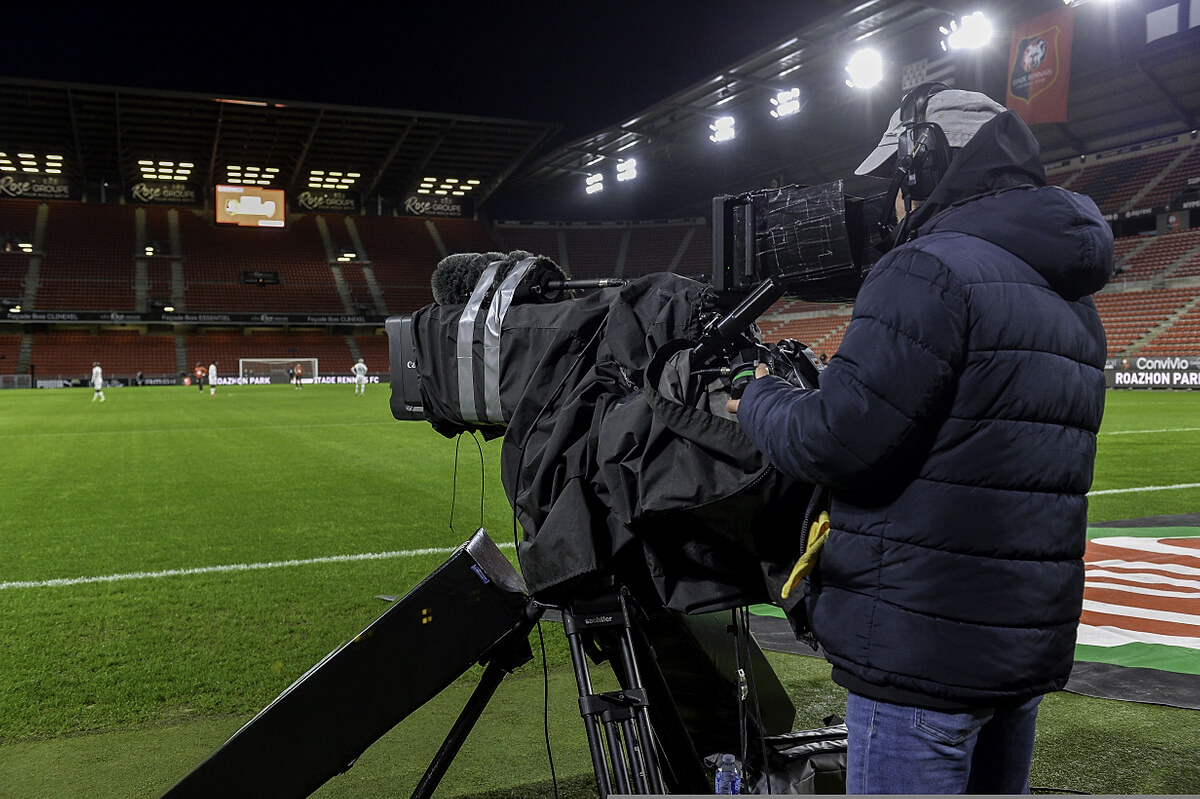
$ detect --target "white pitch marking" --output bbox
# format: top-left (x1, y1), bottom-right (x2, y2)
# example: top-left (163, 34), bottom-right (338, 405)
top-left (1090, 483), bottom-right (1200, 496)
top-left (1099, 427), bottom-right (1200, 436)
top-left (0, 542), bottom-right (517, 591)
top-left (0, 421), bottom-right (397, 440)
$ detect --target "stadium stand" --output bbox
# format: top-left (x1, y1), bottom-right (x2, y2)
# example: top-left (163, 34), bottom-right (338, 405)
top-left (8, 122), bottom-right (1200, 386)
top-left (1136, 142), bottom-right (1200, 210)
top-left (352, 215), bottom-right (441, 314)
top-left (1140, 303), bottom-right (1200, 355)
top-left (1045, 139), bottom-right (1194, 216)
top-left (177, 211), bottom-right (344, 314)
top-left (36, 202), bottom-right (137, 311)
top-left (0, 333), bottom-right (21, 374)
top-left (757, 311), bottom-right (854, 359)
top-left (552, 226), bottom-right (625, 279)
top-left (494, 224), bottom-right (563, 266)
top-left (1092, 287), bottom-right (1198, 357)
top-left (1113, 228), bottom-right (1200, 283)
top-left (0, 254), bottom-right (29, 306)
top-left (354, 333), bottom-right (390, 368)
top-left (495, 220), bottom-right (712, 281)
top-left (30, 329), bottom-right (176, 380)
top-left (431, 218), bottom-right (501, 256)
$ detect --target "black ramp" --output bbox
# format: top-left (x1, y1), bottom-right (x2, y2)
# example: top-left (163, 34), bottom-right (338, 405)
top-left (164, 529), bottom-right (530, 799)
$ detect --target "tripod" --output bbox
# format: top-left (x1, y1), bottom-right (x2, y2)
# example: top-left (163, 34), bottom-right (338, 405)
top-left (412, 588), bottom-right (712, 798)
top-left (161, 530), bottom-right (775, 798)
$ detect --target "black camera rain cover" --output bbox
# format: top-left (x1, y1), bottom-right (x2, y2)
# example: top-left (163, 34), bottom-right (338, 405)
top-left (483, 274), bottom-right (809, 612)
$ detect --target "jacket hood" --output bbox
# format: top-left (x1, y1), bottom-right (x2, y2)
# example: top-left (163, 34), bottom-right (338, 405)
top-left (905, 111), bottom-right (1114, 299)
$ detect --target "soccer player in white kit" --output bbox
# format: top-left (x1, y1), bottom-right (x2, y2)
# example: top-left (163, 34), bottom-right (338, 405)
top-left (208, 361), bottom-right (217, 396)
top-left (91, 362), bottom-right (106, 402)
top-left (351, 358), bottom-right (368, 396)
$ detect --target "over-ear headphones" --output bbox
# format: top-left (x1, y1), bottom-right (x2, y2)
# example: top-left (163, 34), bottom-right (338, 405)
top-left (896, 81), bottom-right (953, 201)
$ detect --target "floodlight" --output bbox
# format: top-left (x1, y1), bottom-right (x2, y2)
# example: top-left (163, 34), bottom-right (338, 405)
top-left (770, 88), bottom-right (801, 118)
top-left (616, 159), bottom-right (638, 182)
top-left (709, 116), bottom-right (736, 143)
top-left (585, 173), bottom-right (604, 195)
top-left (845, 48), bottom-right (883, 89)
top-left (940, 11), bottom-right (992, 51)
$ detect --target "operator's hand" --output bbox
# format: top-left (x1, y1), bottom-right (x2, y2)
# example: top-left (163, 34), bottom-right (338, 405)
top-left (725, 363), bottom-right (770, 414)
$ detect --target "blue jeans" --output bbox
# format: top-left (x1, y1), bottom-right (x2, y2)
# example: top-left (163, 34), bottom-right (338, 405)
top-left (844, 691), bottom-right (1041, 794)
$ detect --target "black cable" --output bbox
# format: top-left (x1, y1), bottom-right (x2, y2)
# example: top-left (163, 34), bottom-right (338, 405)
top-left (738, 605), bottom-right (773, 794)
top-left (536, 617), bottom-right (561, 799)
top-left (448, 431), bottom-right (487, 534)
top-left (731, 608), bottom-right (749, 779)
top-left (449, 433), bottom-right (463, 534)
top-left (470, 430), bottom-right (485, 529)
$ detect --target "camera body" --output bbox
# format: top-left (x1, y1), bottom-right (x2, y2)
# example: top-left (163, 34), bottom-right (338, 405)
top-left (388, 180), bottom-right (881, 426)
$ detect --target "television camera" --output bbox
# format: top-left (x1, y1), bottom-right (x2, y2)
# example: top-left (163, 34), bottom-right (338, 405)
top-left (164, 181), bottom-right (882, 798)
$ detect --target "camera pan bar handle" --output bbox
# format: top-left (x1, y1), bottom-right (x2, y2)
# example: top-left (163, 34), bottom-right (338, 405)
top-left (689, 276), bottom-right (783, 366)
top-left (539, 277), bottom-right (629, 291)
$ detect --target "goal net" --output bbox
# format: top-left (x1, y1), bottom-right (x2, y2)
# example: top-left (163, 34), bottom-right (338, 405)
top-left (239, 358), bottom-right (319, 385)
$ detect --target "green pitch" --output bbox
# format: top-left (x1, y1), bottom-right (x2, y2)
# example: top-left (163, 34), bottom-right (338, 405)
top-left (0, 384), bottom-right (1198, 797)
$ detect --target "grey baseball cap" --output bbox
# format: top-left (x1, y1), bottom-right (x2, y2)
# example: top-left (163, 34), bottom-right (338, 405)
top-left (855, 89), bottom-right (1008, 176)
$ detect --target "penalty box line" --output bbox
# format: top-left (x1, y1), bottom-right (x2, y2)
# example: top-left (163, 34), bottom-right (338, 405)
top-left (0, 542), bottom-right (517, 591)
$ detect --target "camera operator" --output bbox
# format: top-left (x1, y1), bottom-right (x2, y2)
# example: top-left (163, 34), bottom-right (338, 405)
top-left (727, 85), bottom-right (1113, 793)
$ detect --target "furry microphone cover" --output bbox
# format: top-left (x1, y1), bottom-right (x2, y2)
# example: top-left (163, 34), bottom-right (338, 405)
top-left (431, 250), bottom-right (568, 306)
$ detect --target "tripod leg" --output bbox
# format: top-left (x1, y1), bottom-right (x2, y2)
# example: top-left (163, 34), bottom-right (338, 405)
top-left (566, 631), bottom-right (614, 798)
top-left (411, 604), bottom-right (540, 799)
top-left (410, 657), bottom-right (511, 799)
top-left (612, 623), bottom-right (665, 795)
top-left (563, 592), bottom-right (672, 797)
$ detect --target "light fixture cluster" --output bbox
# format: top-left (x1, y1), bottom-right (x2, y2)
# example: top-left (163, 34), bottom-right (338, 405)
top-left (308, 170), bottom-right (360, 190)
top-left (0, 153), bottom-right (64, 173)
top-left (770, 88), bottom-right (802, 118)
top-left (940, 11), bottom-right (993, 51)
top-left (581, 156), bottom-right (642, 195)
top-left (845, 49), bottom-right (884, 89)
top-left (709, 116), bottom-right (737, 143)
top-left (416, 177), bottom-right (481, 196)
top-left (225, 165), bottom-right (279, 186)
top-left (139, 160), bottom-right (193, 181)
top-left (336, 251), bottom-right (357, 262)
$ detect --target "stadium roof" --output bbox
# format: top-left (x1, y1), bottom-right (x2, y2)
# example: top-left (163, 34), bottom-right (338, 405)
top-left (0, 77), bottom-right (562, 210)
top-left (1, 0), bottom-right (1198, 221)
top-left (497, 0), bottom-right (1200, 219)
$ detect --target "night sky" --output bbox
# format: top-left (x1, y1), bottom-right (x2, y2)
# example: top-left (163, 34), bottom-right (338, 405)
top-left (11, 2), bottom-right (845, 142)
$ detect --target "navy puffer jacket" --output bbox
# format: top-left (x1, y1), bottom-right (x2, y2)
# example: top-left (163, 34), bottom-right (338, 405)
top-left (738, 111), bottom-right (1113, 708)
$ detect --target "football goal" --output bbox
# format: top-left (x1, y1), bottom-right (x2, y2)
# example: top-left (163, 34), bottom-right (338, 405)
top-left (239, 358), bottom-right (319, 385)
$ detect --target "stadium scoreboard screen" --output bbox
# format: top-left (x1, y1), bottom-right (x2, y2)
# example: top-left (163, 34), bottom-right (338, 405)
top-left (215, 185), bottom-right (285, 228)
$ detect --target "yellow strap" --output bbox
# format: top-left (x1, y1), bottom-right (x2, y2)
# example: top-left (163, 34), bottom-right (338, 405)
top-left (781, 511), bottom-right (831, 600)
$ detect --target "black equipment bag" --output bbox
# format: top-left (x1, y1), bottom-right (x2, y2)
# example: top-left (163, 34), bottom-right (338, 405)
top-left (747, 722), bottom-right (848, 795)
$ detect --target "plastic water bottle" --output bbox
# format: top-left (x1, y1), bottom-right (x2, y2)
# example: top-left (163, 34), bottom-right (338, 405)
top-left (714, 753), bottom-right (741, 795)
